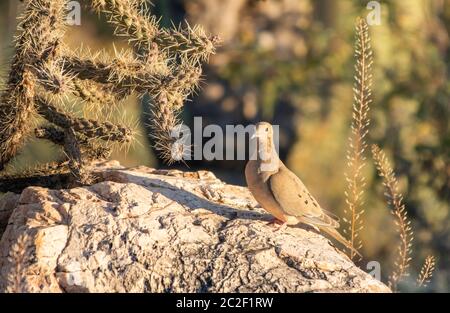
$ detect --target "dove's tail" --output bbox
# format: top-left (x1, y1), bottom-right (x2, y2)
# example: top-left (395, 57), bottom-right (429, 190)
top-left (318, 225), bottom-right (362, 258)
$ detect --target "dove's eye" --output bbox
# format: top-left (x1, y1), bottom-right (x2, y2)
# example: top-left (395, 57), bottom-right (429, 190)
top-left (265, 128), bottom-right (268, 132)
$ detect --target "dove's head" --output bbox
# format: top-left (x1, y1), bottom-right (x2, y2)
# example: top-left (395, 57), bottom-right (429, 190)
top-left (251, 122), bottom-right (278, 165)
top-left (253, 122), bottom-right (274, 143)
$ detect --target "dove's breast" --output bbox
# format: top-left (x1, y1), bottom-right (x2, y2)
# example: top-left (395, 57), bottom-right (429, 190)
top-left (245, 160), bottom-right (291, 222)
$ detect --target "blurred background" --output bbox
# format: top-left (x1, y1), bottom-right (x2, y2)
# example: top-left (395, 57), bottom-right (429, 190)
top-left (0, 0), bottom-right (448, 292)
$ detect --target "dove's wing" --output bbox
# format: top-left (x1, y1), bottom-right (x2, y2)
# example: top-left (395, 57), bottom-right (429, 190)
top-left (268, 164), bottom-right (339, 228)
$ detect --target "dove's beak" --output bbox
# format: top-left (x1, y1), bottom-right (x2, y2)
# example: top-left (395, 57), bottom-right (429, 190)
top-left (251, 132), bottom-right (258, 140)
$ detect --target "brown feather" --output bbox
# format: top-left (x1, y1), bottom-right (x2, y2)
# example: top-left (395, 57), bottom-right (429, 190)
top-left (318, 225), bottom-right (362, 257)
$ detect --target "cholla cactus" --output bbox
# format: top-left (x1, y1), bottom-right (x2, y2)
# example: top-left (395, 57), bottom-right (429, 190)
top-left (0, 0), bottom-right (218, 188)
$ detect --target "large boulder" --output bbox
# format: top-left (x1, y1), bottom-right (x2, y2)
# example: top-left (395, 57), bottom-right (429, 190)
top-left (0, 162), bottom-right (390, 292)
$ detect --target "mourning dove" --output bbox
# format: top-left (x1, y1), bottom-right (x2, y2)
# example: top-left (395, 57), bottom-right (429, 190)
top-left (245, 122), bottom-right (361, 256)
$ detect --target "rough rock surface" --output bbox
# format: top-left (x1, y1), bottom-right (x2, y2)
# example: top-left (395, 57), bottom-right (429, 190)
top-left (0, 161), bottom-right (390, 293)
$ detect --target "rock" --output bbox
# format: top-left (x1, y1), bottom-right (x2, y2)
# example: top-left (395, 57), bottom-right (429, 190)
top-left (0, 192), bottom-right (19, 235)
top-left (0, 162), bottom-right (390, 293)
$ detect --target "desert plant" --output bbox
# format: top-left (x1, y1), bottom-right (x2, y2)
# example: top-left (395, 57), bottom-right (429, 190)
top-left (0, 0), bottom-right (218, 189)
top-left (343, 18), bottom-right (373, 261)
top-left (372, 144), bottom-right (414, 291)
top-left (372, 144), bottom-right (438, 291)
top-left (344, 18), bottom-right (436, 292)
top-left (6, 233), bottom-right (31, 293)
top-left (417, 255), bottom-right (436, 288)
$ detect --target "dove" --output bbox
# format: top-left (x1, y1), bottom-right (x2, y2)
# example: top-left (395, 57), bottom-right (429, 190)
top-left (245, 122), bottom-right (361, 257)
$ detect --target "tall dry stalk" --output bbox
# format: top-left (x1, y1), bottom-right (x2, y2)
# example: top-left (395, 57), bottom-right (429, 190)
top-left (371, 144), bottom-right (414, 291)
top-left (416, 255), bottom-right (436, 288)
top-left (343, 18), bottom-right (373, 260)
top-left (6, 233), bottom-right (30, 293)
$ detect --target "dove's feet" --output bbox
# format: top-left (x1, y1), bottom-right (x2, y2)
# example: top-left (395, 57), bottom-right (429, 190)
top-left (266, 218), bottom-right (288, 232)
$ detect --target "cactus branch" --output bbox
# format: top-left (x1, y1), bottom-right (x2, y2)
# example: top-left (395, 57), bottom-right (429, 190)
top-left (0, 0), bottom-right (217, 190)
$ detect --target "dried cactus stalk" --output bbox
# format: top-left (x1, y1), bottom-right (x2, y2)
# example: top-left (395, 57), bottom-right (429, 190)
top-left (157, 62), bottom-right (203, 100)
top-left (35, 125), bottom-right (66, 146)
top-left (0, 0), bottom-right (217, 190)
top-left (63, 127), bottom-right (90, 184)
top-left (0, 162), bottom-right (71, 193)
top-left (35, 60), bottom-right (74, 95)
top-left (35, 125), bottom-right (112, 161)
top-left (0, 70), bottom-right (36, 170)
top-left (148, 61), bottom-right (203, 162)
top-left (0, 0), bottom-right (69, 170)
top-left (73, 80), bottom-right (119, 111)
top-left (149, 93), bottom-right (182, 164)
top-left (63, 53), bottom-right (168, 94)
top-left (91, 0), bottom-right (218, 61)
top-left (82, 143), bottom-right (111, 162)
top-left (157, 25), bottom-right (220, 63)
top-left (92, 0), bottom-right (160, 52)
top-left (36, 98), bottom-right (133, 144)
